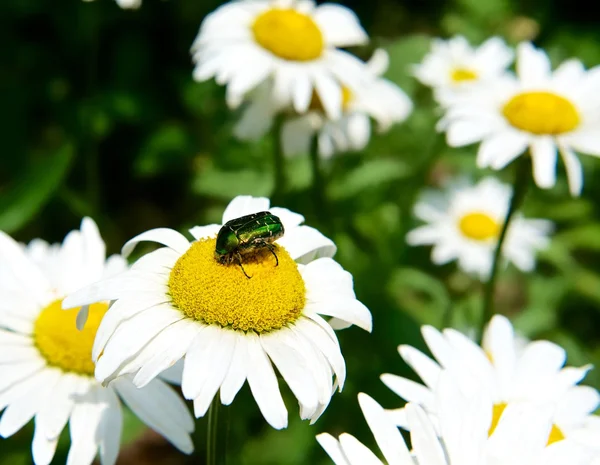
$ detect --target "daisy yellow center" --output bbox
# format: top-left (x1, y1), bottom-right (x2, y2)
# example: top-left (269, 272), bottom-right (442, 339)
top-left (308, 86), bottom-right (354, 113)
top-left (458, 212), bottom-right (500, 241)
top-left (502, 91), bottom-right (580, 135)
top-left (451, 68), bottom-right (478, 82)
top-left (547, 424), bottom-right (565, 445)
top-left (168, 238), bottom-right (306, 333)
top-left (488, 402), bottom-right (507, 436)
top-left (34, 300), bottom-right (108, 376)
top-left (489, 402), bottom-right (565, 445)
top-left (252, 8), bottom-right (324, 61)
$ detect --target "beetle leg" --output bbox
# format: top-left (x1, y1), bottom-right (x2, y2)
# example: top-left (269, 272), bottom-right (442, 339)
top-left (265, 243), bottom-right (279, 267)
top-left (236, 252), bottom-right (252, 279)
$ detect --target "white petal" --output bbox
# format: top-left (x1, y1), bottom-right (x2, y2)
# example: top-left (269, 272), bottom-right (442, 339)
top-left (95, 304), bottom-right (184, 383)
top-left (0, 360), bottom-right (46, 404)
top-left (380, 374), bottom-right (434, 407)
top-left (188, 224), bottom-right (221, 241)
top-left (406, 404), bottom-right (446, 465)
top-left (560, 147), bottom-right (583, 196)
top-left (132, 319), bottom-right (199, 388)
top-left (66, 387), bottom-right (105, 465)
top-left (316, 433), bottom-right (351, 465)
top-left (278, 225), bottom-right (337, 264)
top-left (0, 368), bottom-right (61, 438)
top-left (220, 335), bottom-right (249, 405)
top-left (314, 72), bottom-right (342, 120)
top-left (397, 345), bottom-right (441, 388)
top-left (313, 4), bottom-right (368, 47)
top-left (97, 388), bottom-right (122, 465)
top-left (32, 424), bottom-right (59, 465)
top-left (293, 317), bottom-right (345, 389)
top-left (114, 378), bottom-right (194, 453)
top-left (121, 228), bottom-right (190, 258)
top-left (338, 433), bottom-right (383, 465)
top-left (245, 332), bottom-right (287, 429)
top-left (305, 298), bottom-right (372, 333)
top-left (358, 393), bottom-right (413, 465)
top-left (222, 196), bottom-right (270, 223)
top-left (268, 207), bottom-right (305, 229)
top-left (92, 293), bottom-right (171, 361)
top-left (261, 330), bottom-right (320, 417)
top-left (191, 329), bottom-right (237, 417)
top-left (480, 133), bottom-right (529, 169)
top-left (530, 137), bottom-right (558, 189)
top-left (0, 231), bottom-right (52, 304)
top-left (516, 42), bottom-right (551, 84)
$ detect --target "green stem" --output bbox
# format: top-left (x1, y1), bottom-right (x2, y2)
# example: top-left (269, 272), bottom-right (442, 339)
top-left (309, 135), bottom-right (329, 224)
top-left (480, 158), bottom-right (530, 341)
top-left (206, 397), bottom-right (220, 465)
top-left (271, 115), bottom-right (286, 203)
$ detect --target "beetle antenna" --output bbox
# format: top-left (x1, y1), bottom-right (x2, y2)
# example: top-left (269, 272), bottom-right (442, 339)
top-left (236, 252), bottom-right (252, 279)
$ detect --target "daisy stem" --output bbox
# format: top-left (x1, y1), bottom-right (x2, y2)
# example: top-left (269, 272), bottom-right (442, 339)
top-left (272, 115), bottom-right (286, 203)
top-left (480, 158), bottom-right (530, 341)
top-left (310, 135), bottom-right (329, 224)
top-left (206, 396), bottom-right (220, 465)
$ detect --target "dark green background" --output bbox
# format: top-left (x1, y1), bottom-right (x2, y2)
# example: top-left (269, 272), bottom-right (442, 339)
top-left (1, 0), bottom-right (600, 463)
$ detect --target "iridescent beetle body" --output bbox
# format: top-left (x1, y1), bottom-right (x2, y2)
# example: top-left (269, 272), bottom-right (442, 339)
top-left (215, 211), bottom-right (284, 278)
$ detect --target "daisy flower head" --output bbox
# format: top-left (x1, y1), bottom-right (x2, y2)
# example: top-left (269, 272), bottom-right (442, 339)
top-left (318, 373), bottom-right (584, 465)
top-left (63, 196), bottom-right (372, 430)
top-left (0, 218), bottom-right (194, 465)
top-left (441, 42), bottom-right (600, 195)
top-left (191, 0), bottom-right (369, 118)
top-left (380, 315), bottom-right (600, 457)
top-left (235, 49), bottom-right (413, 158)
top-left (406, 176), bottom-right (552, 279)
top-left (413, 35), bottom-right (514, 105)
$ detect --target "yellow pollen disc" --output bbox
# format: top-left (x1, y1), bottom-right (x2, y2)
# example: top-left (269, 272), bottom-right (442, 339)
top-left (488, 402), bottom-right (507, 436)
top-left (451, 68), bottom-right (478, 83)
top-left (458, 212), bottom-right (500, 241)
top-left (502, 91), bottom-right (580, 135)
top-left (308, 86), bottom-right (353, 113)
top-left (252, 8), bottom-right (324, 61)
top-left (34, 300), bottom-right (108, 376)
top-left (547, 424), bottom-right (565, 445)
top-left (168, 238), bottom-right (306, 333)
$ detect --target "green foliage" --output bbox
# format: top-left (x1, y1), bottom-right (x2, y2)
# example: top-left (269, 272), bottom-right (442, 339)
top-left (2, 0), bottom-right (600, 464)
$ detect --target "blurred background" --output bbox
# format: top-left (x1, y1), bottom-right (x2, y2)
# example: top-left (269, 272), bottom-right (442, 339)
top-left (2, 0), bottom-right (600, 463)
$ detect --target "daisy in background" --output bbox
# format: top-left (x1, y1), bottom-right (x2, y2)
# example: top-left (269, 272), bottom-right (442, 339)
top-left (318, 373), bottom-right (587, 465)
top-left (380, 315), bottom-right (600, 457)
top-left (440, 42), bottom-right (600, 195)
top-left (406, 176), bottom-right (552, 279)
top-left (191, 0), bottom-right (369, 118)
top-left (413, 35), bottom-right (514, 106)
top-left (0, 219), bottom-right (194, 465)
top-left (235, 49), bottom-right (413, 158)
top-left (63, 196), bottom-right (372, 430)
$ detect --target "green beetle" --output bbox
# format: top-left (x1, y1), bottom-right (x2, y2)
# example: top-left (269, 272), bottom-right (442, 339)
top-left (215, 211), bottom-right (285, 278)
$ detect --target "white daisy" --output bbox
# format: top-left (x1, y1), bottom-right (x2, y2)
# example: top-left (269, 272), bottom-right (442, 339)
top-left (318, 373), bottom-right (585, 465)
top-left (63, 196), bottom-right (372, 430)
top-left (441, 42), bottom-right (600, 195)
top-left (191, 0), bottom-right (369, 118)
top-left (381, 315), bottom-right (599, 456)
top-left (0, 218), bottom-right (194, 465)
top-left (414, 35), bottom-right (514, 105)
top-left (406, 176), bottom-right (552, 279)
top-left (235, 49), bottom-right (413, 158)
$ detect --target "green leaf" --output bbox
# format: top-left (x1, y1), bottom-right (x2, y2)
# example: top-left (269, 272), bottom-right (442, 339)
top-left (327, 158), bottom-right (411, 201)
top-left (387, 267), bottom-right (450, 326)
top-left (192, 163), bottom-right (273, 200)
top-left (0, 144), bottom-right (74, 233)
